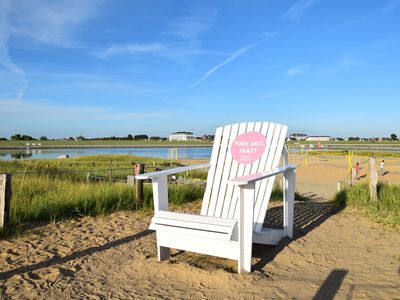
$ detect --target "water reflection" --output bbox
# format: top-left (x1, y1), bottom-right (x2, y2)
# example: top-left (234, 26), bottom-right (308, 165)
top-left (0, 147), bottom-right (213, 161)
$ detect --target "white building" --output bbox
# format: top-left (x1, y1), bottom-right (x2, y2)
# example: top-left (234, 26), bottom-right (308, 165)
top-left (305, 136), bottom-right (331, 142)
top-left (169, 131), bottom-right (195, 142)
top-left (289, 133), bottom-right (308, 141)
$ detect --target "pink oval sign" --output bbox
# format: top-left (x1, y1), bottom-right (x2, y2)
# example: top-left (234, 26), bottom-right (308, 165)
top-left (231, 132), bottom-right (267, 164)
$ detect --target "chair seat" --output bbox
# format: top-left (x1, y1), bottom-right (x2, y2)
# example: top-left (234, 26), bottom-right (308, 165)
top-left (149, 211), bottom-right (238, 241)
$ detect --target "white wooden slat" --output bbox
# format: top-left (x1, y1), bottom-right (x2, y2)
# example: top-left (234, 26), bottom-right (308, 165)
top-left (251, 123), bottom-right (282, 220)
top-left (201, 126), bottom-right (224, 215)
top-left (254, 125), bottom-right (288, 232)
top-left (153, 211), bottom-right (237, 227)
top-left (221, 122), bottom-right (249, 218)
top-left (136, 163), bottom-right (210, 179)
top-left (249, 122), bottom-right (267, 177)
top-left (150, 218), bottom-right (234, 234)
top-left (214, 123), bottom-right (240, 218)
top-left (247, 122), bottom-right (269, 219)
top-left (242, 122), bottom-right (261, 179)
top-left (157, 231), bottom-right (240, 259)
top-left (227, 122), bottom-right (256, 219)
top-left (152, 224), bottom-right (233, 241)
top-left (207, 125), bottom-right (232, 216)
top-left (227, 123), bottom-right (254, 218)
top-left (253, 122), bottom-right (276, 212)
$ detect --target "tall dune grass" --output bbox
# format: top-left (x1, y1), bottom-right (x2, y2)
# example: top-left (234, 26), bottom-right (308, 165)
top-left (334, 182), bottom-right (400, 227)
top-left (10, 175), bottom-right (205, 229)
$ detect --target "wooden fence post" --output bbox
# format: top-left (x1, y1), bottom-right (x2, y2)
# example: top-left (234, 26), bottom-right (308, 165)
top-left (369, 157), bottom-right (378, 201)
top-left (0, 173), bottom-right (12, 231)
top-left (134, 164), bottom-right (145, 209)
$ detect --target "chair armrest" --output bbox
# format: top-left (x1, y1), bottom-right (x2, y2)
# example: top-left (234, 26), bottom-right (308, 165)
top-left (135, 163), bottom-right (210, 180)
top-left (229, 164), bottom-right (297, 186)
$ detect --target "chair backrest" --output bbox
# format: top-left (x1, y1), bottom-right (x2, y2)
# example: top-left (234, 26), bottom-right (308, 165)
top-left (200, 122), bottom-right (288, 232)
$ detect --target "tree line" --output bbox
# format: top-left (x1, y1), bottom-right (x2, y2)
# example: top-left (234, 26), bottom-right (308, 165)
top-left (0, 134), bottom-right (168, 141)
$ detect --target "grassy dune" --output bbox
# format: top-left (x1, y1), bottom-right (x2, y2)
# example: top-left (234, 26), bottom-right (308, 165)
top-left (334, 182), bottom-right (400, 227)
top-left (0, 155), bottom-right (306, 237)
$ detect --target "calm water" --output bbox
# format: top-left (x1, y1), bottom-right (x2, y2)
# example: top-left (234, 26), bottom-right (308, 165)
top-left (0, 147), bottom-right (213, 161)
top-left (1, 145), bottom-right (399, 161)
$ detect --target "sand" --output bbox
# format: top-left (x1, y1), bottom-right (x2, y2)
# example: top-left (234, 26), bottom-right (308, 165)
top-left (1, 154), bottom-right (399, 299)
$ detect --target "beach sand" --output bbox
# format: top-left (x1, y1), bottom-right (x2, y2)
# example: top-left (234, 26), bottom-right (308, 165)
top-left (1, 154), bottom-right (399, 299)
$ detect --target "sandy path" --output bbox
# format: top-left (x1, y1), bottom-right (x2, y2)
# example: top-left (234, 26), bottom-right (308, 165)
top-left (1, 154), bottom-right (399, 299)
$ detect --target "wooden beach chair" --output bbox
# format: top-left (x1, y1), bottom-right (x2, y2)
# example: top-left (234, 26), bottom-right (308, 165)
top-left (136, 122), bottom-right (297, 273)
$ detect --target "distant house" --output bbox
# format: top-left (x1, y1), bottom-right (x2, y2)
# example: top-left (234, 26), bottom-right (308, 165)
top-left (305, 136), bottom-right (331, 142)
top-left (169, 131), bottom-right (195, 142)
top-left (201, 134), bottom-right (215, 141)
top-left (289, 133), bottom-right (308, 141)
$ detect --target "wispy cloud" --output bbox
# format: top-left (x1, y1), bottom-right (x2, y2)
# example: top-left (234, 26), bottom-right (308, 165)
top-left (164, 13), bottom-right (216, 41)
top-left (259, 91), bottom-right (294, 99)
top-left (94, 43), bottom-right (167, 58)
top-left (286, 64), bottom-right (309, 76)
top-left (9, 0), bottom-right (103, 47)
top-left (0, 99), bottom-right (173, 122)
top-left (190, 43), bottom-right (257, 88)
top-left (0, 0), bottom-right (103, 102)
top-left (190, 33), bottom-right (278, 88)
top-left (95, 8), bottom-right (219, 62)
top-left (320, 54), bottom-right (360, 74)
top-left (283, 0), bottom-right (320, 21)
top-left (299, 14), bottom-right (371, 46)
top-left (382, 0), bottom-right (400, 13)
top-left (0, 0), bottom-right (27, 101)
top-left (28, 72), bottom-right (170, 96)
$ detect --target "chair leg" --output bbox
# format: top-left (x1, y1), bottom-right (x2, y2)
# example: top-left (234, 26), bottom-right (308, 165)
top-left (238, 183), bottom-right (255, 273)
top-left (156, 233), bottom-right (170, 261)
top-left (157, 245), bottom-right (170, 261)
top-left (283, 169), bottom-right (295, 238)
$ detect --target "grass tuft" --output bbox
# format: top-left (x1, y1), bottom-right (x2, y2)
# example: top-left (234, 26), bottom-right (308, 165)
top-left (333, 182), bottom-right (400, 227)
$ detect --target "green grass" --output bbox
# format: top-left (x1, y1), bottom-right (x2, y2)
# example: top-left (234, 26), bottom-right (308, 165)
top-left (333, 182), bottom-right (400, 227)
top-left (0, 155), bottom-right (306, 238)
top-left (9, 175), bottom-right (206, 227)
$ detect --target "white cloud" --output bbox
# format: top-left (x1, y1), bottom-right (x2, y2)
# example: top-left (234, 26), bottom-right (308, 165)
top-left (0, 0), bottom-right (103, 103)
top-left (9, 0), bottom-right (103, 47)
top-left (190, 43), bottom-right (257, 88)
top-left (0, 0), bottom-right (27, 101)
top-left (0, 99), bottom-right (173, 122)
top-left (28, 72), bottom-right (171, 96)
top-left (164, 14), bottom-right (216, 41)
top-left (283, 0), bottom-right (320, 21)
top-left (93, 43), bottom-right (167, 58)
top-left (286, 65), bottom-right (309, 76)
top-left (190, 33), bottom-right (277, 88)
top-left (95, 8), bottom-right (220, 62)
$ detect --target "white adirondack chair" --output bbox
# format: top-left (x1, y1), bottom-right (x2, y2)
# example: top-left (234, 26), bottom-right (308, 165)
top-left (136, 122), bottom-right (296, 273)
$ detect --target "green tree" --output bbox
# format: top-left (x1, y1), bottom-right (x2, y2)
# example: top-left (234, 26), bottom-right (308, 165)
top-left (11, 134), bottom-right (22, 140)
top-left (40, 136), bottom-right (48, 141)
top-left (21, 135), bottom-right (35, 140)
top-left (390, 133), bottom-right (398, 140)
top-left (133, 134), bottom-right (148, 140)
top-left (127, 134), bottom-right (133, 140)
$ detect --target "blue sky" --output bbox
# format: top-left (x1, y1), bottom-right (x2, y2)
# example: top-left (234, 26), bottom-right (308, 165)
top-left (0, 0), bottom-right (399, 138)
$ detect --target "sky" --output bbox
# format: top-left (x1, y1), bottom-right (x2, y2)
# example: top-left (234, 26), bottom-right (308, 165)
top-left (0, 0), bottom-right (399, 139)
